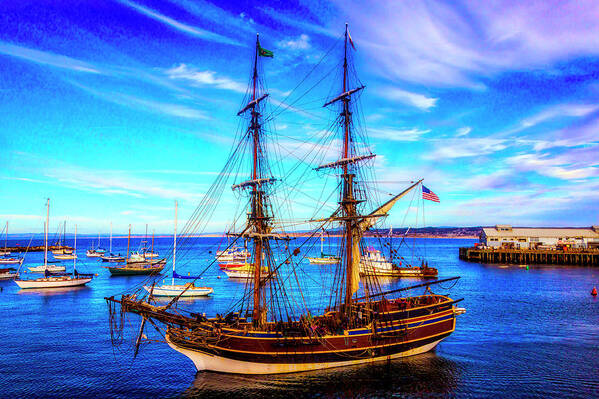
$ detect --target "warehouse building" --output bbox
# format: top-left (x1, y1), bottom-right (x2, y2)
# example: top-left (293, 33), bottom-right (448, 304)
top-left (480, 225), bottom-right (599, 249)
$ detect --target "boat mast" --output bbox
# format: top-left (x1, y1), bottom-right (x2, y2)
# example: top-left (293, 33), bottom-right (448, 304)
top-left (251, 34), bottom-right (264, 326)
top-left (45, 199), bottom-right (49, 268)
top-left (144, 224), bottom-right (148, 255)
top-left (172, 200), bottom-right (177, 286)
top-left (4, 221), bottom-right (7, 253)
top-left (74, 224), bottom-right (77, 274)
top-left (152, 230), bottom-right (154, 254)
top-left (109, 222), bottom-right (113, 253)
top-left (127, 224), bottom-right (131, 259)
top-left (341, 23), bottom-right (358, 311)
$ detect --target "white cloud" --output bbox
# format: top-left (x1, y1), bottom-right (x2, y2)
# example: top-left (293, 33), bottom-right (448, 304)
top-left (117, 0), bottom-right (241, 46)
top-left (369, 127), bottom-right (430, 142)
top-left (335, 1), bottom-right (599, 87)
top-left (165, 64), bottom-right (246, 93)
top-left (71, 82), bottom-right (209, 120)
top-left (507, 151), bottom-right (599, 180)
top-left (456, 127), bottom-right (471, 137)
top-left (279, 34), bottom-right (311, 50)
top-left (379, 87), bottom-right (437, 110)
top-left (427, 138), bottom-right (507, 159)
top-left (0, 41), bottom-right (102, 74)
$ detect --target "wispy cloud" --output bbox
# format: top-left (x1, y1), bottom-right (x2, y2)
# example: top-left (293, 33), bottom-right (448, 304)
top-left (165, 64), bottom-right (246, 93)
top-left (0, 41), bottom-right (102, 74)
top-left (117, 0), bottom-right (242, 46)
top-left (427, 138), bottom-right (508, 159)
top-left (71, 82), bottom-right (209, 120)
top-left (336, 1), bottom-right (599, 87)
top-left (167, 0), bottom-right (260, 33)
top-left (369, 127), bottom-right (430, 142)
top-left (378, 87), bottom-right (437, 110)
top-left (279, 34), bottom-right (311, 50)
top-left (456, 127), bottom-right (471, 137)
top-left (507, 146), bottom-right (599, 180)
top-left (259, 7), bottom-right (338, 38)
top-left (503, 103), bottom-right (599, 139)
top-left (11, 152), bottom-right (205, 202)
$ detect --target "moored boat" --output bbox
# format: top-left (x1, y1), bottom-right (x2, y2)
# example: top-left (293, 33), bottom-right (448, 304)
top-left (360, 247), bottom-right (438, 278)
top-left (222, 263), bottom-right (270, 279)
top-left (106, 263), bottom-right (164, 276)
top-left (0, 267), bottom-right (18, 280)
top-left (144, 201), bottom-right (213, 297)
top-left (16, 207), bottom-right (93, 289)
top-left (87, 233), bottom-right (106, 257)
top-left (0, 257), bottom-right (23, 265)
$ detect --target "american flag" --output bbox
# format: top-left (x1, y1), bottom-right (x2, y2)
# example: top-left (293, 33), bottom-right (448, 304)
top-left (422, 185), bottom-right (440, 202)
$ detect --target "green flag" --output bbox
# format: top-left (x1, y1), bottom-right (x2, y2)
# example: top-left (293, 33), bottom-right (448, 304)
top-left (258, 41), bottom-right (274, 58)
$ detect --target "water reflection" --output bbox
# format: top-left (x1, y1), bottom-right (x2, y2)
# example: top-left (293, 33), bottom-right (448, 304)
top-left (181, 352), bottom-right (460, 398)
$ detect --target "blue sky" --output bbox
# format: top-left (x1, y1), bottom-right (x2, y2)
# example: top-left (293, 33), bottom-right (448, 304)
top-left (1, 0), bottom-right (598, 234)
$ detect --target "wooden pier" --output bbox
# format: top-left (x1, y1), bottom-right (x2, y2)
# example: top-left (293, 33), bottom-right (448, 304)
top-left (459, 247), bottom-right (599, 266)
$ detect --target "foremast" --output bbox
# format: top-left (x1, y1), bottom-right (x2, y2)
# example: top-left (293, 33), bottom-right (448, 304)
top-left (237, 34), bottom-right (274, 328)
top-left (341, 24), bottom-right (358, 311)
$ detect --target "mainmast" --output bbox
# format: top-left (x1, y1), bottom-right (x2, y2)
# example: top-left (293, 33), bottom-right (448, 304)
top-left (320, 24), bottom-right (369, 317)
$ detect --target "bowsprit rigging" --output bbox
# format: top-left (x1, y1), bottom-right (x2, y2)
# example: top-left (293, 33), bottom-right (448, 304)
top-left (105, 26), bottom-right (465, 375)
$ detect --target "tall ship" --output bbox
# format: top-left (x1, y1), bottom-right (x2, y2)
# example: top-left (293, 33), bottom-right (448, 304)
top-left (107, 27), bottom-right (464, 374)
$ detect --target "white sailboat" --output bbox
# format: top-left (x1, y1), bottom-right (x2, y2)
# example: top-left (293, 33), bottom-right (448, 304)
top-left (27, 201), bottom-right (66, 274)
top-left (17, 223), bottom-right (93, 289)
top-left (51, 221), bottom-right (73, 255)
top-left (17, 202), bottom-right (93, 288)
top-left (307, 229), bottom-right (340, 264)
top-left (144, 201), bottom-right (213, 297)
top-left (0, 221), bottom-right (24, 265)
top-left (1, 221), bottom-right (10, 255)
top-left (86, 232), bottom-right (106, 257)
top-left (101, 222), bottom-right (125, 262)
top-left (143, 230), bottom-right (159, 258)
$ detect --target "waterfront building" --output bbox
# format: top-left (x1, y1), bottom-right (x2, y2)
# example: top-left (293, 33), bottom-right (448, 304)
top-left (480, 225), bottom-right (599, 249)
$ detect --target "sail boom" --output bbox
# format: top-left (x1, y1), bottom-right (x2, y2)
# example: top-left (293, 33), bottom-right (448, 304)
top-left (315, 154), bottom-right (375, 171)
top-left (310, 213), bottom-right (387, 223)
top-left (323, 86), bottom-right (365, 107)
top-left (237, 94), bottom-right (269, 115)
top-left (232, 177), bottom-right (277, 190)
top-left (228, 232), bottom-right (291, 240)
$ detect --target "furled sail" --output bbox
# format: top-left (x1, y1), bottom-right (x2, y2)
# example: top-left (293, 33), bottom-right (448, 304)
top-left (350, 229), bottom-right (361, 295)
top-left (173, 271), bottom-right (201, 280)
top-left (358, 179), bottom-right (422, 232)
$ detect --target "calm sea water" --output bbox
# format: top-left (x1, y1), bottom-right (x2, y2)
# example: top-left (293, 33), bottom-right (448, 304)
top-left (1, 237), bottom-right (598, 398)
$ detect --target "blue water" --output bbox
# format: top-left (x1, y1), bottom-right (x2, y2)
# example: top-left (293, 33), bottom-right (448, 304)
top-left (1, 237), bottom-right (598, 398)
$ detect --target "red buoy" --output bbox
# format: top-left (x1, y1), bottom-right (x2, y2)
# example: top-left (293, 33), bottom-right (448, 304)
top-left (592, 287), bottom-right (598, 296)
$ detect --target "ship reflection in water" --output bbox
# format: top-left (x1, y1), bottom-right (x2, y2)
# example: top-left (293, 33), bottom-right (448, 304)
top-left (182, 352), bottom-right (459, 398)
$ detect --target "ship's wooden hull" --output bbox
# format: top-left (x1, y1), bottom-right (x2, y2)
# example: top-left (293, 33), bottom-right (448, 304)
top-left (164, 295), bottom-right (458, 374)
top-left (166, 334), bottom-right (446, 374)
